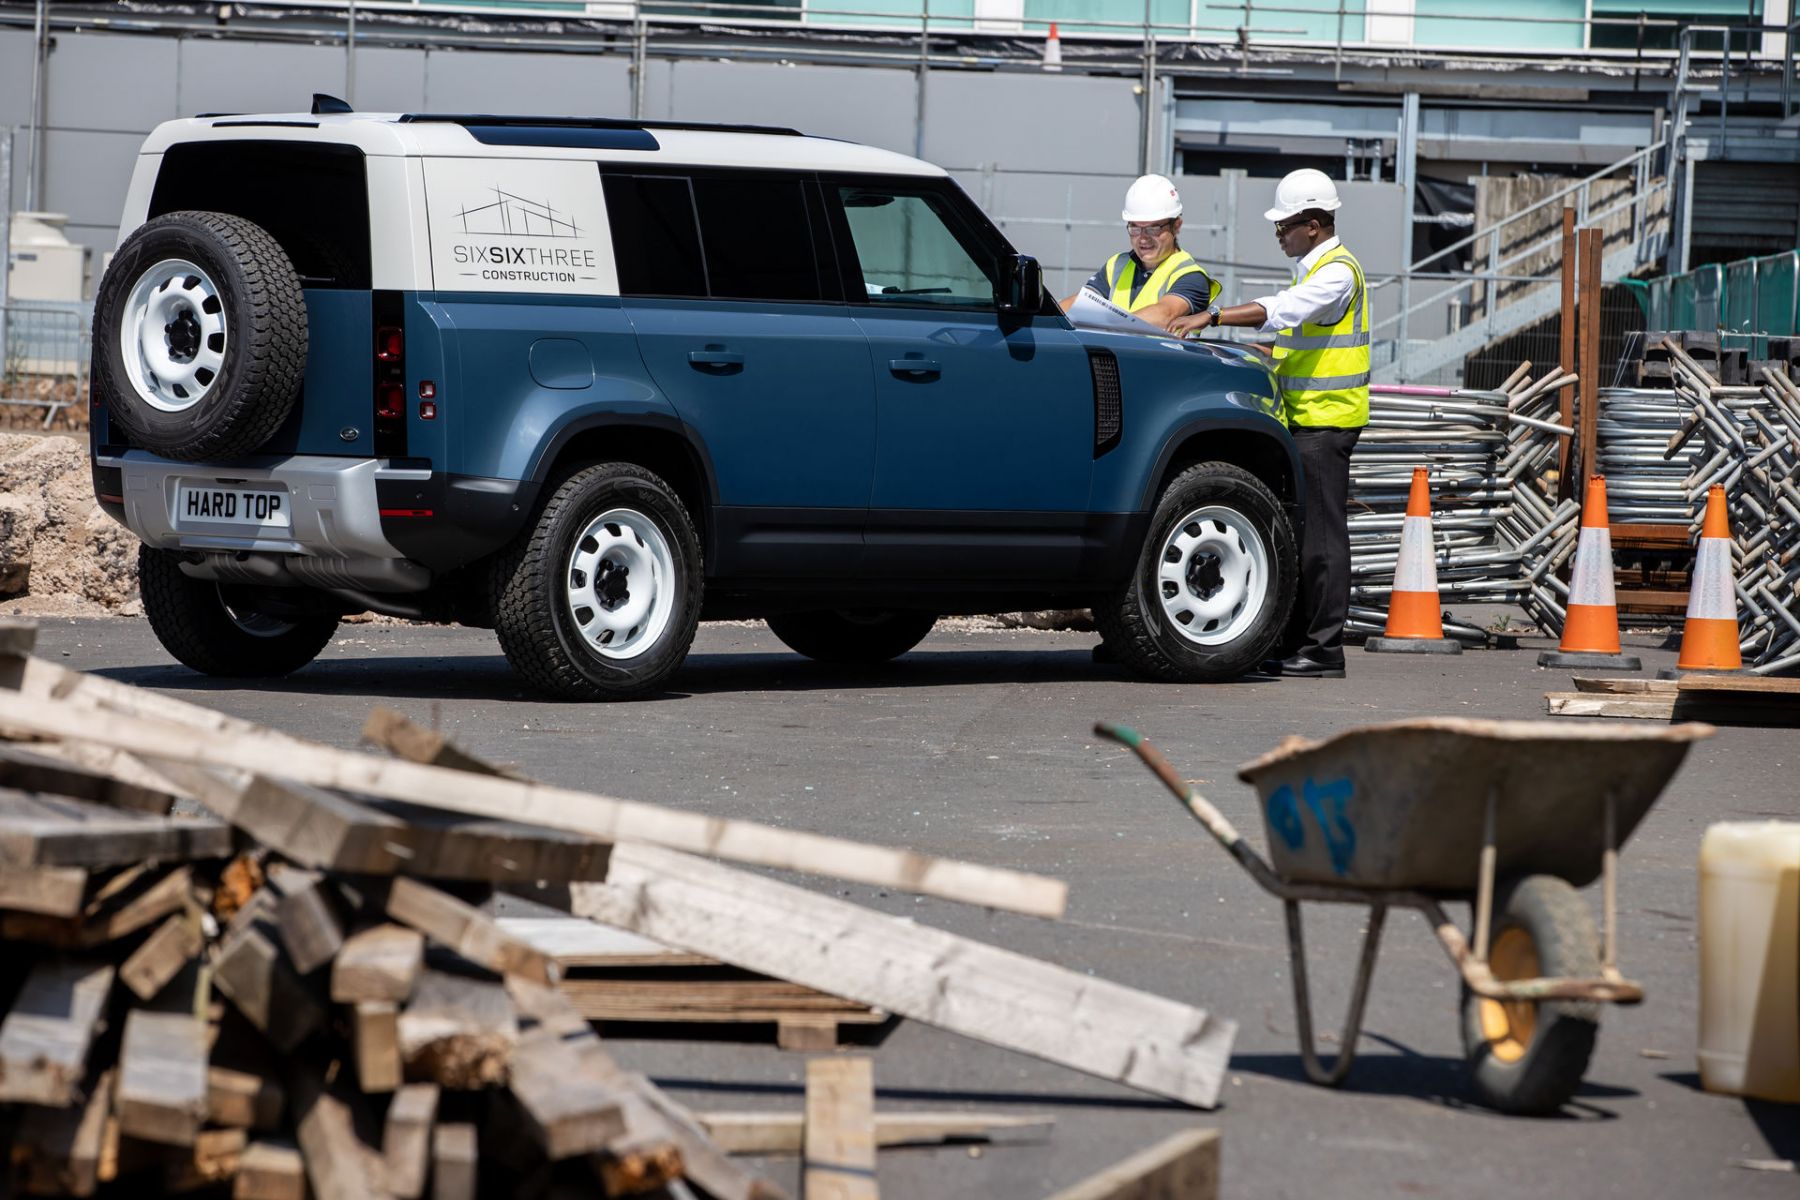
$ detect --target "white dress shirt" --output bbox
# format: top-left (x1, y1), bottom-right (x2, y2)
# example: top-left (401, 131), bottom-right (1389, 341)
top-left (1254, 235), bottom-right (1357, 333)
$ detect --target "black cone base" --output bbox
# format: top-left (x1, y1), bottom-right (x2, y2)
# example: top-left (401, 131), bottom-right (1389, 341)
top-left (1538, 650), bottom-right (1643, 671)
top-left (1366, 637), bottom-right (1463, 655)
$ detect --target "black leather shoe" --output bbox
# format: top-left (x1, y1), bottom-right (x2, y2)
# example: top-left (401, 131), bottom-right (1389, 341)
top-left (1278, 651), bottom-right (1346, 679)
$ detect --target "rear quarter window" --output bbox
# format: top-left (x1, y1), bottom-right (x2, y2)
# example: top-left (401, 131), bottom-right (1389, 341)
top-left (149, 141), bottom-right (371, 289)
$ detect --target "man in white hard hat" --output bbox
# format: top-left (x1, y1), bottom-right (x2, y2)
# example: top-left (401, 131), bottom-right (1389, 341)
top-left (1170, 167), bottom-right (1369, 679)
top-left (1060, 174), bottom-right (1220, 333)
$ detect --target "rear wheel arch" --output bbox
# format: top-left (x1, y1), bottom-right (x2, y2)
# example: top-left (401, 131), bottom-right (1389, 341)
top-left (532, 418), bottom-right (715, 553)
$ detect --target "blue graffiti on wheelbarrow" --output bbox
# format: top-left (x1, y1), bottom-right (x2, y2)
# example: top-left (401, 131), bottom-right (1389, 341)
top-left (1266, 776), bottom-right (1358, 874)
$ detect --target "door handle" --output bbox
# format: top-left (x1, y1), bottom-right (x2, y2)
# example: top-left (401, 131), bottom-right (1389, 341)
top-left (688, 349), bottom-right (744, 372)
top-left (888, 358), bottom-right (942, 378)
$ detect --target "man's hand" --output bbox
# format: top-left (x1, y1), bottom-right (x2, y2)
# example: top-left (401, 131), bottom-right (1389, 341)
top-left (1167, 309), bottom-right (1214, 338)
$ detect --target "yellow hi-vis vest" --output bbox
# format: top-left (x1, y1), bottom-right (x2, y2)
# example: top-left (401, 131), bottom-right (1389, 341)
top-left (1104, 249), bottom-right (1220, 314)
top-left (1272, 244), bottom-right (1370, 429)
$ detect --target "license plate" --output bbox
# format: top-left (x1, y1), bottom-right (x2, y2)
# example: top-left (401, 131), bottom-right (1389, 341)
top-left (176, 484), bottom-right (291, 528)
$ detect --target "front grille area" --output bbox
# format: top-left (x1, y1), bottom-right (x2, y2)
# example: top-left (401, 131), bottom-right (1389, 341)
top-left (1088, 348), bottom-right (1122, 456)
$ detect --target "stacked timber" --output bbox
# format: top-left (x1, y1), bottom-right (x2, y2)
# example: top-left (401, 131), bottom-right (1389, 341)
top-left (0, 621), bottom-right (1233, 1198)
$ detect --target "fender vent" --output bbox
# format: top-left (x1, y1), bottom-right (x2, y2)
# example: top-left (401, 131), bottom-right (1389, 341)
top-left (1088, 348), bottom-right (1122, 457)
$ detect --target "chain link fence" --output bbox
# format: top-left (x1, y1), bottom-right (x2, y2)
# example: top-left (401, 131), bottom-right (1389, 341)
top-left (0, 301), bottom-right (91, 432)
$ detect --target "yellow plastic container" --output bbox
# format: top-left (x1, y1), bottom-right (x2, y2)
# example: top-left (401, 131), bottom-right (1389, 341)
top-left (1698, 821), bottom-right (1800, 1103)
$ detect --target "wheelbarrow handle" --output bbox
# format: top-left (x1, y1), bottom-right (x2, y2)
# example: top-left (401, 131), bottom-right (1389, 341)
top-left (1094, 722), bottom-right (1286, 895)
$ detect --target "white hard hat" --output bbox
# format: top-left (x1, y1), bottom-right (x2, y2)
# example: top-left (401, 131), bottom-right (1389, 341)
top-left (1122, 174), bottom-right (1182, 223)
top-left (1263, 168), bottom-right (1343, 222)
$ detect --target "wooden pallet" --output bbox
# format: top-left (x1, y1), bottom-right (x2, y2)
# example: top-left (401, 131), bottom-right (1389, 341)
top-left (500, 918), bottom-right (892, 1050)
top-left (1546, 672), bottom-right (1800, 724)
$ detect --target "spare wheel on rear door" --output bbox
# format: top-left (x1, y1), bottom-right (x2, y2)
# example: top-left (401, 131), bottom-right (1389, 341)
top-left (93, 210), bottom-right (308, 461)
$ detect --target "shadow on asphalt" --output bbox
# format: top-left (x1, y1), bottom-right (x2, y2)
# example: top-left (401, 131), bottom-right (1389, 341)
top-left (1660, 1073), bottom-right (1800, 1161)
top-left (93, 648), bottom-right (1285, 703)
top-left (1231, 1044), bottom-right (1636, 1118)
top-left (646, 1076), bottom-right (1192, 1112)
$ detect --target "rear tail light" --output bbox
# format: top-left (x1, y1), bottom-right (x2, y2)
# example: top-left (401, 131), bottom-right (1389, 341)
top-left (376, 382), bottom-right (405, 420)
top-left (372, 292), bottom-right (406, 456)
top-left (376, 326), bottom-right (405, 361)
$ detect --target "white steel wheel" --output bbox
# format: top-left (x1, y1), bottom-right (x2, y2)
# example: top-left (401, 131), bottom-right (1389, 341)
top-left (120, 258), bottom-right (228, 413)
top-left (1156, 504), bottom-right (1271, 647)
top-left (565, 507), bottom-right (677, 660)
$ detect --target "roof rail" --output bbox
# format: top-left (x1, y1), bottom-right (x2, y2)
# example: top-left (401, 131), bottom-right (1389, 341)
top-left (398, 114), bottom-right (803, 137)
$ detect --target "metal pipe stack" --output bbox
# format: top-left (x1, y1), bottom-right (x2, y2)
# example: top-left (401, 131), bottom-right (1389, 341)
top-left (1347, 371), bottom-right (1577, 643)
top-left (1658, 340), bottom-right (1800, 675)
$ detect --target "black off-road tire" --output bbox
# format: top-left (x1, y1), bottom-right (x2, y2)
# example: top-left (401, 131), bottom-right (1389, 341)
top-left (93, 211), bottom-right (307, 461)
top-left (1460, 875), bottom-right (1602, 1115)
top-left (492, 463), bottom-right (702, 700)
top-left (1095, 461), bottom-right (1296, 682)
top-left (137, 545), bottom-right (339, 677)
top-left (766, 610), bottom-right (937, 664)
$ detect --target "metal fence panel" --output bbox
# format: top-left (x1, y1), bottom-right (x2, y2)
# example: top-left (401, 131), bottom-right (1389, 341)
top-left (1, 300), bottom-right (91, 427)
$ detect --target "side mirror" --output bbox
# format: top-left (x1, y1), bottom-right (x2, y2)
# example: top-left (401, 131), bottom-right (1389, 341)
top-left (995, 254), bottom-right (1043, 314)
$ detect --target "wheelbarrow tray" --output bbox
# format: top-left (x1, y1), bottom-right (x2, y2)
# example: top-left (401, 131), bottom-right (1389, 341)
top-left (1235, 717), bottom-right (1711, 893)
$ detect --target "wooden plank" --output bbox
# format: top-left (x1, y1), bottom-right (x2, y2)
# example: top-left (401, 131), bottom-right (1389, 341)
top-left (504, 975), bottom-right (789, 1200)
top-left (363, 707), bottom-right (528, 780)
top-left (1610, 522), bottom-right (1693, 548)
top-left (354, 1001), bottom-right (403, 1094)
top-left (397, 970), bottom-right (518, 1090)
top-left (0, 617), bottom-right (38, 657)
top-left (0, 862), bottom-right (88, 916)
top-left (382, 1083), bottom-right (440, 1200)
top-left (1571, 677), bottom-right (1677, 695)
top-left (234, 1139), bottom-right (306, 1200)
top-left (431, 1123), bottom-right (478, 1200)
top-left (116, 1010), bottom-right (210, 1146)
top-left (207, 1067), bottom-right (284, 1132)
top-left (384, 876), bottom-right (557, 985)
top-left (332, 923), bottom-right (425, 1004)
top-left (804, 1057), bottom-right (877, 1200)
top-left (269, 864), bottom-right (346, 976)
top-left (696, 1110), bottom-right (1054, 1155)
top-left (0, 692), bottom-right (1066, 917)
top-left (163, 1127), bottom-right (248, 1193)
top-left (0, 961), bottom-right (115, 1105)
top-left (2, 864), bottom-right (194, 948)
top-left (1677, 673), bottom-right (1800, 696)
top-left (293, 1068), bottom-right (393, 1200)
top-left (508, 1027), bottom-right (628, 1159)
top-left (121, 910), bottom-right (205, 1001)
top-left (212, 920), bottom-right (326, 1053)
top-left (1544, 692), bottom-right (1676, 720)
top-left (14, 1068), bottom-right (113, 1196)
top-left (1041, 1128), bottom-right (1221, 1200)
top-left (0, 789), bottom-right (231, 868)
top-left (572, 845), bottom-right (1236, 1109)
top-left (0, 742), bottom-right (179, 815)
top-left (496, 917), bottom-right (712, 968)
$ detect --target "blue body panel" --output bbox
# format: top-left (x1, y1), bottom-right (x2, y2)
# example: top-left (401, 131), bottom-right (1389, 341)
top-left (416, 293), bottom-right (669, 484)
top-left (262, 290), bottom-right (372, 457)
top-left (1081, 329), bottom-right (1291, 513)
top-left (622, 299), bottom-right (875, 511)
top-left (855, 309), bottom-right (1093, 512)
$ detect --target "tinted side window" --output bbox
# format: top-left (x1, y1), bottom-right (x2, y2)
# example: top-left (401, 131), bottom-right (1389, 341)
top-left (832, 184), bottom-right (997, 308)
top-left (602, 174), bottom-right (708, 298)
top-left (691, 175), bottom-right (824, 303)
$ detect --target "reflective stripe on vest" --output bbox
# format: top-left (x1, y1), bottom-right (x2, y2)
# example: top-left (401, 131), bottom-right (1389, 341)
top-left (1105, 250), bottom-right (1221, 313)
top-left (1274, 244), bottom-right (1370, 429)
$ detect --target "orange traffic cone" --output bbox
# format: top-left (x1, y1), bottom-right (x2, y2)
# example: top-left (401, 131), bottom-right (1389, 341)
top-left (1668, 484), bottom-right (1742, 676)
top-left (1538, 475), bottom-right (1643, 670)
top-left (1367, 467), bottom-right (1462, 655)
top-left (1042, 22), bottom-right (1063, 71)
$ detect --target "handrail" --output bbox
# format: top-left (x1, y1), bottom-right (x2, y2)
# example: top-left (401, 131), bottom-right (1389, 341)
top-left (1405, 140), bottom-right (1666, 278)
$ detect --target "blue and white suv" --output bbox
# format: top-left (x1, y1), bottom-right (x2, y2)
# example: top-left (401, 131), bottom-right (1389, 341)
top-left (89, 101), bottom-right (1301, 698)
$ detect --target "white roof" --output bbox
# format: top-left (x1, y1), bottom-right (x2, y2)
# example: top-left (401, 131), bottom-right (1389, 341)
top-left (137, 112), bottom-right (946, 177)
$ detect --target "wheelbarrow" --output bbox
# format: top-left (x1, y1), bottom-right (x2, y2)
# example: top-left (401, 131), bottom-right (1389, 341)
top-left (1096, 716), bottom-right (1714, 1114)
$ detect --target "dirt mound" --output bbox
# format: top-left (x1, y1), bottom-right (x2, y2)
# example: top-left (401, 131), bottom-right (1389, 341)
top-left (0, 433), bottom-right (140, 617)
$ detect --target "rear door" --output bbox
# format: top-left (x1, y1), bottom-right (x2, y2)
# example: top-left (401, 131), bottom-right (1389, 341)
top-left (824, 177), bottom-right (1097, 582)
top-left (607, 169), bottom-right (874, 579)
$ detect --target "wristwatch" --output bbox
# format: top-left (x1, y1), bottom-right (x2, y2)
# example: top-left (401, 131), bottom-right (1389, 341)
top-left (1206, 302), bottom-right (1222, 321)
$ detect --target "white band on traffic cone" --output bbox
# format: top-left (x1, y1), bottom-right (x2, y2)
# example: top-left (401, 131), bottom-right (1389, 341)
top-left (1569, 527), bottom-right (1618, 607)
top-left (1394, 515), bottom-right (1438, 593)
top-left (1686, 537), bottom-right (1738, 621)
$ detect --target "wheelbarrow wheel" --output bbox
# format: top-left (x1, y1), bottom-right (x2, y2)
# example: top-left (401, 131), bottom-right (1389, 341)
top-left (1459, 874), bottom-right (1601, 1115)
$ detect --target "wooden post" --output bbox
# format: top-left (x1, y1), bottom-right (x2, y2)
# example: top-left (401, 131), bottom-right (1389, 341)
top-left (382, 1084), bottom-right (440, 1200)
top-left (1558, 205), bottom-right (1577, 497)
top-left (804, 1057), bottom-right (878, 1200)
top-left (116, 1010), bottom-right (210, 1146)
top-left (1579, 226), bottom-right (1603, 489)
top-left (0, 961), bottom-right (115, 1104)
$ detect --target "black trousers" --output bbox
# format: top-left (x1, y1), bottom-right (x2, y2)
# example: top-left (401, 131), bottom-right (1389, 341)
top-left (1284, 424), bottom-right (1363, 660)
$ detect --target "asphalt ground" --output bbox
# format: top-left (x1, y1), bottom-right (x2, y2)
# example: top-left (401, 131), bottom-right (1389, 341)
top-left (24, 615), bottom-right (1800, 1199)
